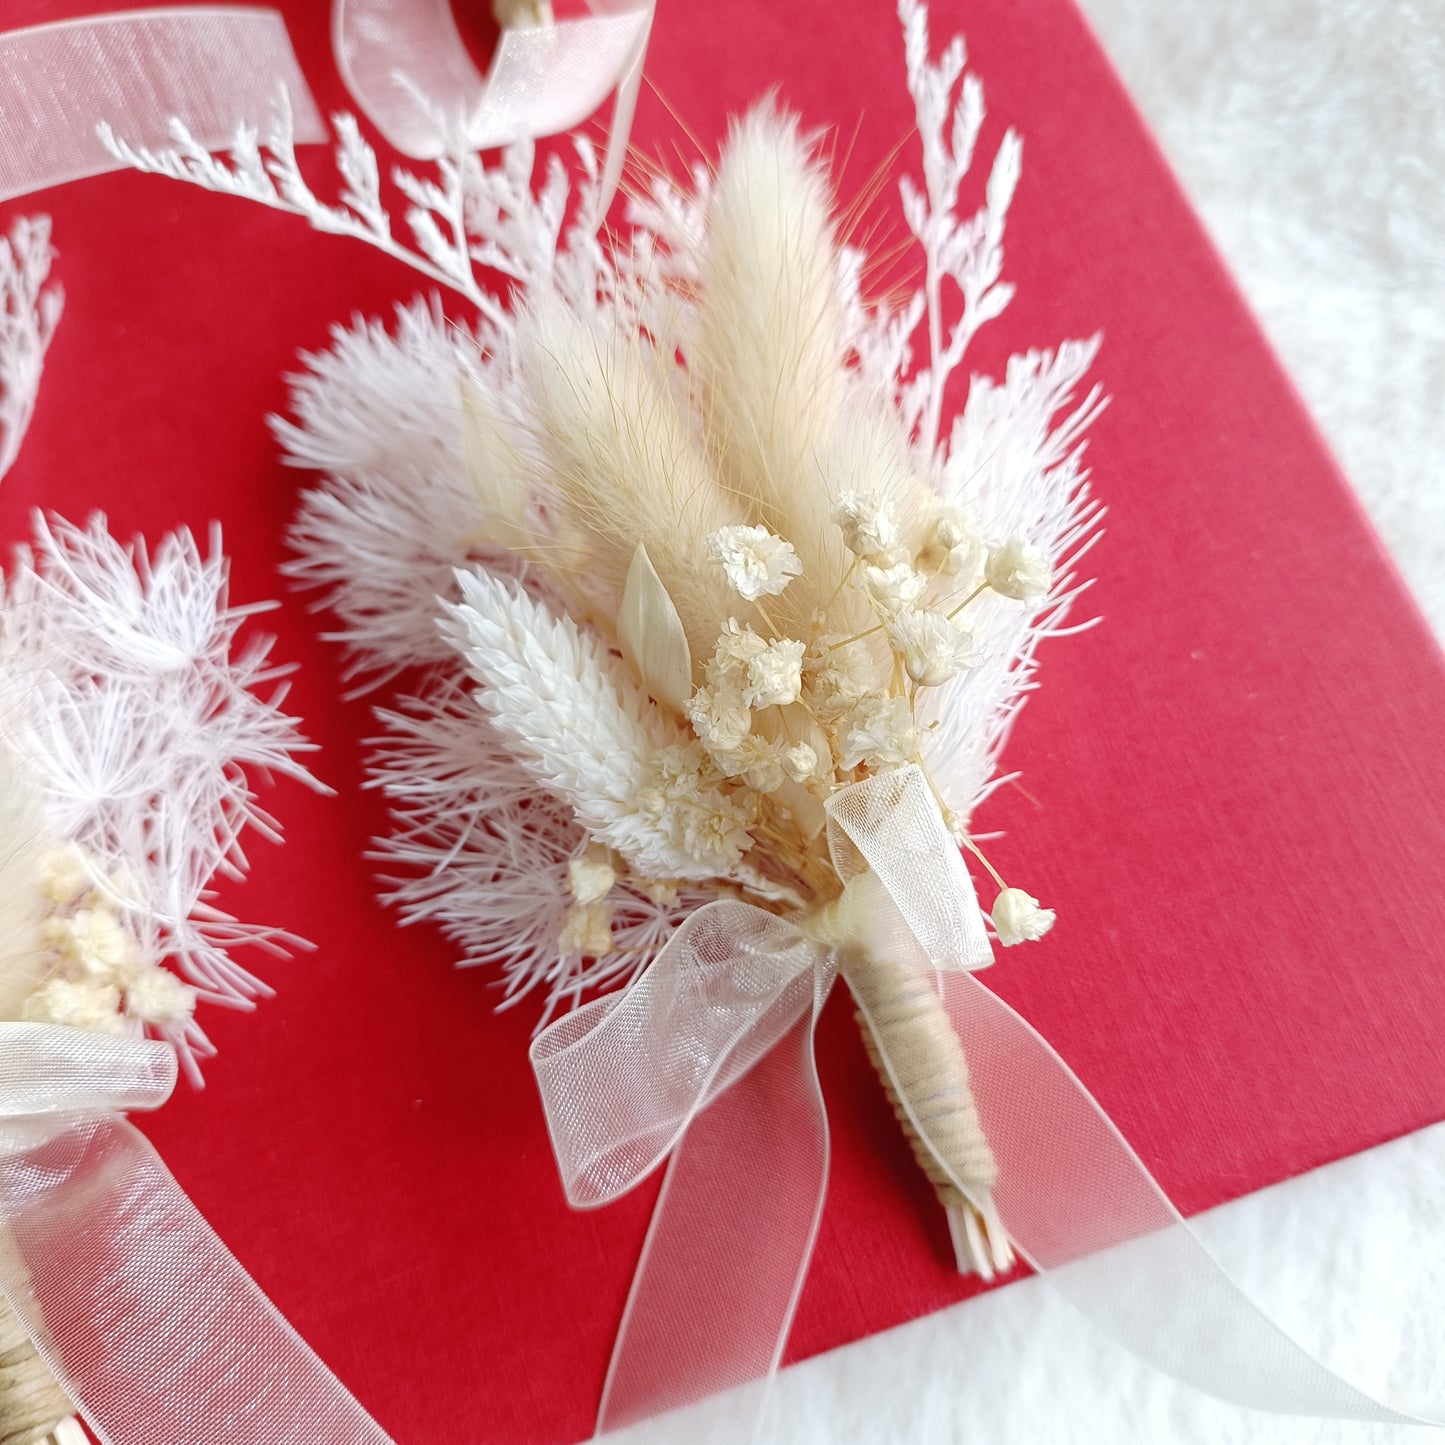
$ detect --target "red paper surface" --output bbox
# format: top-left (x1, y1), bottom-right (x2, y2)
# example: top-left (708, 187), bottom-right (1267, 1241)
top-left (4, 1), bottom-right (1445, 1440)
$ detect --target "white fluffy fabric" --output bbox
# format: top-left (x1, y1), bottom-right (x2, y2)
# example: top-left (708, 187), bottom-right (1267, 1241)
top-left (719, 3), bottom-right (1445, 1439)
top-left (1077, 0), bottom-right (1445, 634)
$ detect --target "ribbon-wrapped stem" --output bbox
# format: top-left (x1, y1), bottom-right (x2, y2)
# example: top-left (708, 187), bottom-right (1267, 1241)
top-left (0, 1275), bottom-right (74, 1445)
top-left (842, 948), bottom-right (1014, 1280)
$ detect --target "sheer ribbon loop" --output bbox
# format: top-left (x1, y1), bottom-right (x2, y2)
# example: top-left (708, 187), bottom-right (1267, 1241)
top-left (824, 765), bottom-right (993, 973)
top-left (0, 8), bottom-right (326, 203)
top-left (333, 0), bottom-right (653, 220)
top-left (0, 1023), bottom-right (174, 1124)
top-left (0, 2), bottom-right (652, 223)
top-left (532, 901), bottom-right (830, 1209)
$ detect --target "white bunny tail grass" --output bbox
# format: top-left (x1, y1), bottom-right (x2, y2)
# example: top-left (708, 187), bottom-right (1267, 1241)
top-left (695, 104), bottom-right (847, 545)
top-left (0, 512), bottom-right (322, 1081)
top-left (512, 293), bottom-right (746, 661)
top-left (442, 567), bottom-right (753, 882)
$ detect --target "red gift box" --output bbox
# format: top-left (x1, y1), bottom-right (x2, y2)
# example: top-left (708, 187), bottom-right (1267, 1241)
top-left (3, 0), bottom-right (1444, 1439)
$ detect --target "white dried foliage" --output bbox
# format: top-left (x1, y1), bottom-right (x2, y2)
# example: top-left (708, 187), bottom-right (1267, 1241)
top-left (276, 299), bottom-right (523, 685)
top-left (919, 338), bottom-right (1108, 822)
top-left (0, 513), bottom-right (319, 1080)
top-left (0, 216), bottom-right (63, 484)
top-left (128, 0), bottom-right (1105, 1012)
top-left (368, 675), bottom-right (705, 1014)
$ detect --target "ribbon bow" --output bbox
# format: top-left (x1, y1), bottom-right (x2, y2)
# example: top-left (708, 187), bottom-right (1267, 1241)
top-left (531, 767), bottom-right (992, 1432)
top-left (533, 765), bottom-right (1442, 1438)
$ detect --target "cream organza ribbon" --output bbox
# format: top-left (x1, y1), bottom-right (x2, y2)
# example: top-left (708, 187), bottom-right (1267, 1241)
top-left (533, 766), bottom-right (1444, 1438)
top-left (0, 1024), bottom-right (395, 1444)
top-left (0, 0), bottom-right (650, 217)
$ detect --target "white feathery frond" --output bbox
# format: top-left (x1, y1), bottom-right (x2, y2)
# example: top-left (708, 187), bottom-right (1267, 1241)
top-left (368, 674), bottom-right (708, 1017)
top-left (278, 299), bottom-right (544, 686)
top-left (0, 512), bottom-right (321, 1080)
top-left (919, 341), bottom-right (1107, 819)
top-left (101, 93), bottom-right (619, 338)
top-left (0, 215), bottom-right (62, 484)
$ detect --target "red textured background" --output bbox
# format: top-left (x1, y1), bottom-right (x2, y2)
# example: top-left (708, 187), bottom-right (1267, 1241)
top-left (3, 1), bottom-right (1445, 1440)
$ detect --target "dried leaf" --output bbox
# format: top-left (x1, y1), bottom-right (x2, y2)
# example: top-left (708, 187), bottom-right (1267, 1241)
top-left (617, 542), bottom-right (693, 713)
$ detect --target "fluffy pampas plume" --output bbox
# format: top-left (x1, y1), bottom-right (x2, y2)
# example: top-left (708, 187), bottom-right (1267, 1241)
top-left (0, 513), bottom-right (320, 1082)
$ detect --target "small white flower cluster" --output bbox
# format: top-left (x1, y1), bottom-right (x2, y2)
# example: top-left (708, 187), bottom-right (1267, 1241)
top-left (20, 843), bottom-right (196, 1035)
top-left (686, 619), bottom-right (813, 793)
top-left (686, 510), bottom-right (1059, 943)
top-left (707, 525), bottom-right (803, 602)
top-left (685, 511), bottom-right (1053, 804)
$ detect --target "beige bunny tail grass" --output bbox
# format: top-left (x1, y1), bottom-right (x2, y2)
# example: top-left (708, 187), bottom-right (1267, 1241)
top-left (515, 293), bottom-right (746, 664)
top-left (696, 105), bottom-right (849, 589)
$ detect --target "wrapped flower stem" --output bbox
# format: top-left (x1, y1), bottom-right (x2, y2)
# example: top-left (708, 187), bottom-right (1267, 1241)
top-left (844, 949), bottom-right (1013, 1278)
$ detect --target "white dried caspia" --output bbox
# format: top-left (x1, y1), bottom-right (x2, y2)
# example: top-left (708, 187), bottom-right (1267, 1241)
top-left (708, 524), bottom-right (803, 601)
top-left (832, 491), bottom-right (901, 562)
top-left (985, 536), bottom-right (1053, 603)
top-left (886, 609), bottom-right (977, 687)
